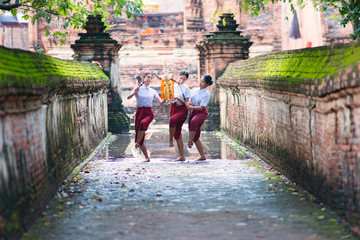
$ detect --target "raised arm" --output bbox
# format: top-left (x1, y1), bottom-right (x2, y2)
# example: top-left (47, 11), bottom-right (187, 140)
top-left (170, 78), bottom-right (180, 84)
top-left (127, 86), bottom-right (139, 99)
top-left (154, 73), bottom-right (162, 80)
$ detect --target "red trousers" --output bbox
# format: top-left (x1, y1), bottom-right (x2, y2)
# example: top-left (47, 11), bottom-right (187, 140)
top-left (169, 104), bottom-right (188, 140)
top-left (135, 107), bottom-right (154, 146)
top-left (188, 107), bottom-right (208, 142)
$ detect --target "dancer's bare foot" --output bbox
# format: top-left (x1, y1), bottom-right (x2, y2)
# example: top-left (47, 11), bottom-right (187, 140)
top-left (169, 141), bottom-right (174, 147)
top-left (175, 158), bottom-right (185, 162)
top-left (143, 158), bottom-right (150, 162)
top-left (188, 141), bottom-right (193, 148)
top-left (195, 157), bottom-right (206, 161)
top-left (135, 143), bottom-right (140, 149)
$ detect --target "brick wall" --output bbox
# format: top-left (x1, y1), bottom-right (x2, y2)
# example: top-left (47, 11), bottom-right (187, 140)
top-left (218, 40), bottom-right (360, 233)
top-left (0, 47), bottom-right (109, 239)
top-left (113, 32), bottom-right (203, 90)
top-left (116, 32), bottom-right (203, 121)
top-left (322, 7), bottom-right (353, 44)
top-left (39, 30), bottom-right (203, 93)
top-left (125, 12), bottom-right (184, 33)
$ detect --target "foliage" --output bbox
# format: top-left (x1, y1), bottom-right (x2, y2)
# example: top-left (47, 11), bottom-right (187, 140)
top-left (209, 8), bottom-right (238, 25)
top-left (235, 0), bottom-right (359, 39)
top-left (312, 0), bottom-right (360, 39)
top-left (1, 0), bottom-right (143, 43)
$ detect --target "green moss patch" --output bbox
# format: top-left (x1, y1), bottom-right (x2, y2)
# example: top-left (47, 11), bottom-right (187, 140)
top-left (0, 46), bottom-right (109, 95)
top-left (219, 41), bottom-right (360, 91)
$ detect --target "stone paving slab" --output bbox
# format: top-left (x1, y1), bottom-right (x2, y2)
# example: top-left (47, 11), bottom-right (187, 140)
top-left (22, 128), bottom-right (355, 240)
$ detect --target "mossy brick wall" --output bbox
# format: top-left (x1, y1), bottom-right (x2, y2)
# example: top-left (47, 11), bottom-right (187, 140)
top-left (218, 40), bottom-right (360, 232)
top-left (0, 46), bottom-right (109, 239)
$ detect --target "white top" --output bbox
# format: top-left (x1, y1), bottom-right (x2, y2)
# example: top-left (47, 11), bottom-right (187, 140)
top-left (135, 85), bottom-right (160, 107)
top-left (173, 83), bottom-right (191, 105)
top-left (190, 88), bottom-right (210, 107)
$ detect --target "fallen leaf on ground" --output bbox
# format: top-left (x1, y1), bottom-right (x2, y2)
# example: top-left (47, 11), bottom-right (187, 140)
top-left (58, 212), bottom-right (65, 216)
top-left (340, 235), bottom-right (352, 239)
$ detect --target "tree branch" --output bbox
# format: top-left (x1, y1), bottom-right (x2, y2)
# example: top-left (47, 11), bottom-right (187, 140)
top-left (339, 0), bottom-right (348, 8)
top-left (21, 3), bottom-right (79, 24)
top-left (0, 0), bottom-right (21, 10)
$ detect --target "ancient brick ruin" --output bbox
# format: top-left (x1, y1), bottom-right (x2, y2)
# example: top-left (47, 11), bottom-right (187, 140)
top-left (0, 46), bottom-right (109, 239)
top-left (3, 0), bottom-right (351, 86)
top-left (195, 13), bottom-right (252, 130)
top-left (71, 15), bottom-right (130, 133)
top-left (218, 41), bottom-right (360, 234)
top-left (1, 0), bottom-right (360, 237)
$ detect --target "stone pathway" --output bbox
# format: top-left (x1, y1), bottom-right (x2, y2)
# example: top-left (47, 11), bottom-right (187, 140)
top-left (22, 126), bottom-right (355, 240)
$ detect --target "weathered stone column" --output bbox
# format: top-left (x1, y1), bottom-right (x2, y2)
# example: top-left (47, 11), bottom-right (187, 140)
top-left (195, 13), bottom-right (253, 130)
top-left (197, 44), bottom-right (206, 77)
top-left (184, 0), bottom-right (205, 32)
top-left (71, 15), bottom-right (130, 133)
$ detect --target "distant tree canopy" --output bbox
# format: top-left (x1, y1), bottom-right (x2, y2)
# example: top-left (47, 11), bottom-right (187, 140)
top-left (236, 0), bottom-right (360, 39)
top-left (0, 0), bottom-right (143, 43)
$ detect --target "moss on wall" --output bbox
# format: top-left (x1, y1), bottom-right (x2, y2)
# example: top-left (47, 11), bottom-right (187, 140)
top-left (0, 46), bottom-right (109, 95)
top-left (220, 40), bottom-right (360, 90)
top-left (219, 40), bottom-right (360, 234)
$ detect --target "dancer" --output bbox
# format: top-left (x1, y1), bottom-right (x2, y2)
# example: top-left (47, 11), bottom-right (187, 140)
top-left (127, 73), bottom-right (166, 162)
top-left (185, 74), bottom-right (213, 161)
top-left (169, 71), bottom-right (191, 161)
top-left (134, 75), bottom-right (142, 86)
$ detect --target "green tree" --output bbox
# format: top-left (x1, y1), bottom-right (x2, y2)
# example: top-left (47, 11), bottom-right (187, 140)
top-left (236, 0), bottom-right (359, 39)
top-left (0, 0), bottom-right (143, 43)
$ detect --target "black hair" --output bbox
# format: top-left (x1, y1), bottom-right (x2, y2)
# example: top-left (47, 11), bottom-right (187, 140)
top-left (203, 74), bottom-right (213, 86)
top-left (135, 75), bottom-right (142, 81)
top-left (179, 70), bottom-right (189, 79)
top-left (143, 72), bottom-right (152, 78)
